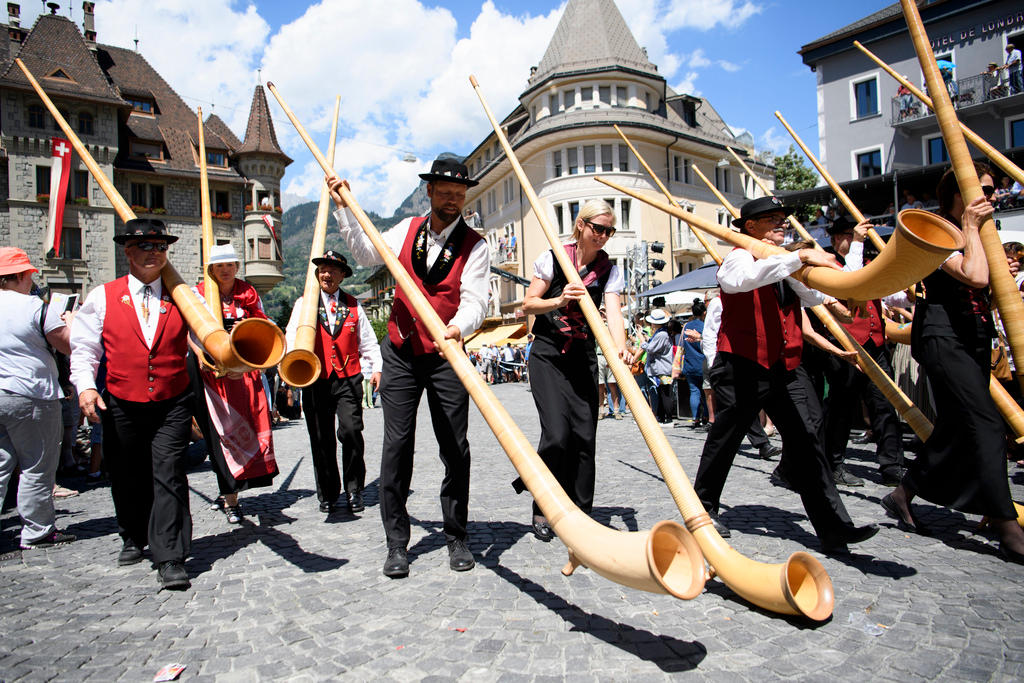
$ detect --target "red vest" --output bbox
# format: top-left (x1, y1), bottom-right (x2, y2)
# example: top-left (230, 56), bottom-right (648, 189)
top-left (717, 263), bottom-right (803, 371)
top-left (102, 276), bottom-right (189, 402)
top-left (388, 216), bottom-right (483, 355)
top-left (314, 291), bottom-right (362, 379)
top-left (196, 280), bottom-right (268, 321)
top-left (842, 297), bottom-right (885, 346)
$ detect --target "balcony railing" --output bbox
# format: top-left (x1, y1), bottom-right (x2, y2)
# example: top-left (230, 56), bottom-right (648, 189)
top-left (494, 247), bottom-right (518, 265)
top-left (891, 72), bottom-right (1019, 125)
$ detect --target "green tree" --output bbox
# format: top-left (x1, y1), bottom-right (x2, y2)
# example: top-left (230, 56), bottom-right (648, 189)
top-left (370, 317), bottom-right (388, 342)
top-left (773, 144), bottom-right (819, 221)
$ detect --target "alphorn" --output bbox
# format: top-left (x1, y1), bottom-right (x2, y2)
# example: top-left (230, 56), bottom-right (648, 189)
top-left (475, 82), bottom-right (833, 620)
top-left (774, 111), bottom-right (887, 253)
top-left (900, 0), bottom-right (1024, 394)
top-left (16, 58), bottom-right (284, 372)
top-left (266, 82), bottom-right (707, 600)
top-left (197, 107), bottom-right (222, 327)
top-left (278, 96), bottom-right (341, 388)
top-left (852, 40), bottom-right (1024, 188)
top-left (596, 176), bottom-right (965, 302)
top-left (686, 158), bottom-right (934, 441)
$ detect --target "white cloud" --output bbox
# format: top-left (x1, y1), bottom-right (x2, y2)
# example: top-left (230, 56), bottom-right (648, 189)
top-left (660, 0), bottom-right (763, 31)
top-left (688, 48), bottom-right (711, 69)
top-left (672, 71), bottom-right (701, 96)
top-left (760, 126), bottom-right (791, 155)
top-left (718, 59), bottom-right (741, 72)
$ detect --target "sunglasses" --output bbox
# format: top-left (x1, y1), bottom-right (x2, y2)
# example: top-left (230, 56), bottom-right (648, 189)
top-left (583, 219), bottom-right (616, 237)
top-left (130, 240), bottom-right (169, 252)
top-left (982, 185), bottom-right (995, 198)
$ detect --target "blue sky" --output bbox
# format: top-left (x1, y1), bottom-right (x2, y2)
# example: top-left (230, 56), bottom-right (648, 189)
top-left (24, 1), bottom-right (894, 213)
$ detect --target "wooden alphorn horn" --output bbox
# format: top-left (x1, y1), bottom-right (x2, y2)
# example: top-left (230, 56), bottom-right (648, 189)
top-left (476, 82), bottom-right (832, 620)
top-left (597, 175), bottom-right (964, 302)
top-left (686, 158), bottom-right (934, 441)
top-left (900, 0), bottom-right (1024, 393)
top-left (197, 107), bottom-right (222, 328)
top-left (852, 40), bottom-right (1024, 188)
top-left (267, 82), bottom-right (707, 600)
top-left (278, 96), bottom-right (341, 388)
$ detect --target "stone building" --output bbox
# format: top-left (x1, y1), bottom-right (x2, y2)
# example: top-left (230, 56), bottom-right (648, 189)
top-left (464, 0), bottom-right (773, 318)
top-left (0, 3), bottom-right (289, 297)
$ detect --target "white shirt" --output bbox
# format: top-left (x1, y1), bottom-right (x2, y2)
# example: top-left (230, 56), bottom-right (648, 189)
top-left (842, 240), bottom-right (864, 272)
top-left (532, 247), bottom-right (624, 294)
top-left (716, 248), bottom-right (825, 308)
top-left (334, 208), bottom-right (489, 339)
top-left (0, 290), bottom-right (64, 400)
top-left (701, 295), bottom-right (722, 366)
top-left (285, 294), bottom-right (382, 374)
top-left (1006, 48), bottom-right (1021, 69)
top-left (70, 274), bottom-right (164, 394)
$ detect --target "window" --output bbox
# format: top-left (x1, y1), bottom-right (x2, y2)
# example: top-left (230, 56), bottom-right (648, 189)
top-left (716, 167), bottom-right (731, 193)
top-left (130, 182), bottom-right (164, 209)
top-left (60, 227), bottom-right (82, 259)
top-left (567, 147), bottom-right (578, 175)
top-left (673, 155), bottom-right (681, 182)
top-left (926, 136), bottom-right (949, 164)
top-left (683, 158), bottom-right (692, 184)
top-left (855, 148), bottom-right (882, 178)
top-left (206, 151), bottom-right (226, 167)
top-left (616, 86), bottom-right (627, 106)
top-left (617, 145), bottom-right (629, 172)
top-left (548, 93), bottom-right (558, 114)
top-left (601, 144), bottom-right (613, 172)
top-left (530, 105), bottom-right (536, 122)
top-left (599, 86), bottom-right (611, 105)
top-left (36, 166), bottom-right (51, 196)
top-left (127, 98), bottom-right (155, 114)
top-left (583, 145), bottom-right (595, 173)
top-left (55, 110), bottom-right (70, 131)
top-left (620, 199), bottom-right (630, 231)
top-left (553, 150), bottom-right (562, 177)
top-left (258, 237), bottom-right (273, 260)
top-left (569, 201), bottom-right (580, 225)
top-left (72, 170), bottom-right (88, 202)
top-left (502, 177), bottom-right (514, 205)
top-left (853, 77), bottom-right (879, 119)
top-left (563, 89), bottom-right (574, 111)
top-left (555, 205), bottom-right (564, 234)
top-left (682, 101), bottom-right (697, 127)
top-left (486, 189), bottom-right (496, 215)
top-left (28, 104), bottom-right (45, 129)
top-left (644, 92), bottom-right (652, 110)
top-left (77, 111), bottom-right (94, 135)
top-left (215, 190), bottom-right (229, 214)
top-left (130, 140), bottom-right (163, 161)
top-left (1010, 118), bottom-right (1024, 148)
top-left (717, 209), bottom-right (729, 226)
top-left (580, 86), bottom-right (592, 104)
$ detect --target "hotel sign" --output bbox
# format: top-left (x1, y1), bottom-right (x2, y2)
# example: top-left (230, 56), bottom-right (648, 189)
top-left (928, 10), bottom-right (1024, 49)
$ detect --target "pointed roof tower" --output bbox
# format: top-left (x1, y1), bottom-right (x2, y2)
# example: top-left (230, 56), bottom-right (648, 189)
top-left (237, 84), bottom-right (292, 164)
top-left (530, 0), bottom-right (659, 86)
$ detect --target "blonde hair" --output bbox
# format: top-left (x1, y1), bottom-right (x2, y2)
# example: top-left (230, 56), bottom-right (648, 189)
top-left (571, 199), bottom-right (615, 241)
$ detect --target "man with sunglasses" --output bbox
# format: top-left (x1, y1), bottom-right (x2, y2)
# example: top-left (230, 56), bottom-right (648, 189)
top-left (692, 197), bottom-right (878, 554)
top-left (70, 219), bottom-right (194, 590)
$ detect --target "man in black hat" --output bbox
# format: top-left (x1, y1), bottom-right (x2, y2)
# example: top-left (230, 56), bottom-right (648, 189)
top-left (70, 219), bottom-right (194, 590)
top-left (821, 217), bottom-right (905, 487)
top-left (326, 158), bottom-right (488, 578)
top-left (285, 250), bottom-right (381, 515)
top-left (692, 197), bottom-right (878, 553)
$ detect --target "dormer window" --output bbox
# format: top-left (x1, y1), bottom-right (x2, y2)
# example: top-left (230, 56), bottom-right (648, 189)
top-left (206, 151), bottom-right (227, 167)
top-left (130, 139), bottom-right (164, 161)
top-left (127, 98), bottom-right (155, 115)
top-left (46, 68), bottom-right (73, 81)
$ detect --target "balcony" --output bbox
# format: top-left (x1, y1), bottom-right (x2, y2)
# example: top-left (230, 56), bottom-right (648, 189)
top-left (891, 74), bottom-right (1024, 127)
top-left (494, 246), bottom-right (519, 270)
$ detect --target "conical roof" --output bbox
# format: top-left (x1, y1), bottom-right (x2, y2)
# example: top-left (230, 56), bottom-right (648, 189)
top-left (237, 84), bottom-right (292, 163)
top-left (531, 0), bottom-right (659, 84)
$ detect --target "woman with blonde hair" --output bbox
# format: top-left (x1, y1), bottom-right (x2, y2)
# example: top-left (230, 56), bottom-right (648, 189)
top-left (521, 199), bottom-right (629, 541)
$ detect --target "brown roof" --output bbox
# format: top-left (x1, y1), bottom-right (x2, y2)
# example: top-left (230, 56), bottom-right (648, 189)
top-left (205, 114), bottom-right (242, 151)
top-left (237, 85), bottom-right (291, 162)
top-left (0, 14), bottom-right (124, 106)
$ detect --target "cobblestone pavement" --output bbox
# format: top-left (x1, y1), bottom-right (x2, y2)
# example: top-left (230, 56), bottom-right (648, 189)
top-left (2, 382), bottom-right (1024, 681)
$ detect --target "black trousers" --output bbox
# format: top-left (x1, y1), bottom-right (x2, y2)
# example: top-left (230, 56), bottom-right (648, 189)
top-left (379, 338), bottom-right (470, 549)
top-left (302, 373), bottom-right (365, 506)
top-left (102, 390), bottom-right (193, 564)
top-left (528, 336), bottom-right (599, 516)
top-left (694, 353), bottom-right (856, 546)
top-left (823, 341), bottom-right (903, 476)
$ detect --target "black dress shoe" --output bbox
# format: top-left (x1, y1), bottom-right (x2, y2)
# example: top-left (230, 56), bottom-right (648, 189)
top-left (319, 500), bottom-right (334, 513)
top-left (880, 468), bottom-right (907, 487)
top-left (708, 510), bottom-right (731, 538)
top-left (118, 539), bottom-right (143, 566)
top-left (532, 519), bottom-right (554, 542)
top-left (447, 539), bottom-right (475, 572)
top-left (769, 467), bottom-right (792, 490)
top-left (347, 491), bottom-right (364, 513)
top-left (1000, 542), bottom-right (1024, 565)
top-left (758, 445), bottom-right (782, 461)
top-left (383, 547), bottom-right (409, 578)
top-left (880, 493), bottom-right (931, 535)
top-left (821, 524), bottom-right (878, 554)
top-left (157, 561), bottom-right (191, 590)
top-left (833, 466), bottom-right (865, 487)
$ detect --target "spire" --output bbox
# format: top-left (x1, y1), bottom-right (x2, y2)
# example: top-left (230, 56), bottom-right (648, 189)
top-left (237, 84), bottom-right (292, 163)
top-left (531, 0), bottom-right (659, 85)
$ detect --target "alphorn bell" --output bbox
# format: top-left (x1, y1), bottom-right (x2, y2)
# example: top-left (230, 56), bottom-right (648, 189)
top-left (16, 58), bottom-right (282, 373)
top-left (278, 96), bottom-right (341, 388)
top-left (475, 82), bottom-right (833, 620)
top-left (266, 81), bottom-right (707, 601)
top-left (900, 0), bottom-right (1024, 394)
top-left (596, 176), bottom-right (965, 302)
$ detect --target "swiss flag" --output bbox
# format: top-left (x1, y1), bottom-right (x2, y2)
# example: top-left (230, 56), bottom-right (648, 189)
top-left (45, 138), bottom-right (72, 257)
top-left (262, 213), bottom-right (278, 242)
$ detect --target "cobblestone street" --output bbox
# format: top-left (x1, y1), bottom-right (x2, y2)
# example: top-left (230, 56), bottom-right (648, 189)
top-left (2, 382), bottom-right (1023, 681)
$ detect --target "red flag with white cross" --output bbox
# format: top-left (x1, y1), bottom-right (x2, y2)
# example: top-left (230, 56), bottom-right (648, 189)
top-left (45, 137), bottom-right (72, 257)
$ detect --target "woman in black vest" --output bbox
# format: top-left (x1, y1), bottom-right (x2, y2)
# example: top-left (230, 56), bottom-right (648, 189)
top-left (883, 163), bottom-right (1024, 563)
top-left (522, 200), bottom-right (628, 541)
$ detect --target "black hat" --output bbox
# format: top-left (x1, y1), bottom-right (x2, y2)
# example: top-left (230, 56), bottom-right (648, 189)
top-left (825, 214), bottom-right (856, 235)
top-left (419, 157), bottom-right (478, 187)
top-left (113, 218), bottom-right (179, 245)
top-left (312, 250), bottom-right (353, 277)
top-left (731, 196), bottom-right (795, 228)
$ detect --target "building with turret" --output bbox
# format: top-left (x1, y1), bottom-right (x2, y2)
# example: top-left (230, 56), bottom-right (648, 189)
top-left (0, 2), bottom-right (290, 296)
top-left (465, 0), bottom-right (773, 318)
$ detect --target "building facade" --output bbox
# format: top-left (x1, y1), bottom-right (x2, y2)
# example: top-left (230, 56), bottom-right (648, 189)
top-left (800, 0), bottom-right (1024, 189)
top-left (0, 3), bottom-right (289, 297)
top-left (464, 0), bottom-right (773, 319)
